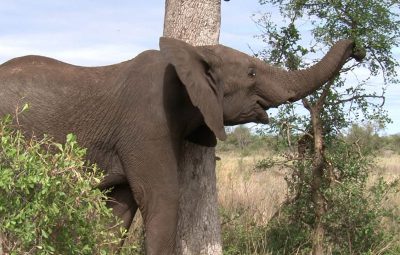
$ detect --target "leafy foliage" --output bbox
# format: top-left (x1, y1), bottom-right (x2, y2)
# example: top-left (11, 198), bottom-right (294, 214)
top-left (221, 207), bottom-right (270, 255)
top-left (0, 114), bottom-right (134, 254)
top-left (251, 0), bottom-right (400, 253)
top-left (218, 128), bottom-right (400, 254)
top-left (263, 139), bottom-right (400, 254)
top-left (218, 126), bottom-right (276, 155)
top-left (259, 0), bottom-right (400, 62)
top-left (256, 0), bottom-right (399, 133)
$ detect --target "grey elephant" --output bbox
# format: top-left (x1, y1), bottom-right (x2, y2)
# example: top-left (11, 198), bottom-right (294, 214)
top-left (0, 37), bottom-right (363, 254)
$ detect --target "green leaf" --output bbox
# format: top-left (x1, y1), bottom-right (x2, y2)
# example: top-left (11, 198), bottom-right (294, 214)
top-left (21, 103), bottom-right (29, 112)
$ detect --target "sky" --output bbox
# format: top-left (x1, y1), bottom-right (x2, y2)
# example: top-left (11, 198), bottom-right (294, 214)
top-left (0, 1), bottom-right (399, 134)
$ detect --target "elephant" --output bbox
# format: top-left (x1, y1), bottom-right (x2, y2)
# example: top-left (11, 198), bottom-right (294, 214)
top-left (0, 37), bottom-right (364, 254)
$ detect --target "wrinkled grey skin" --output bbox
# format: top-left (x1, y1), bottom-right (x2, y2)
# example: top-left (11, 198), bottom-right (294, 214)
top-left (0, 37), bottom-right (363, 254)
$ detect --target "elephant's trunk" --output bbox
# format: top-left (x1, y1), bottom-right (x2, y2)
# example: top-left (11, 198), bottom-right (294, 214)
top-left (263, 40), bottom-right (365, 106)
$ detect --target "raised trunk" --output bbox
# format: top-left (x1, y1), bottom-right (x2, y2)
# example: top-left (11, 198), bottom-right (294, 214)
top-left (163, 1), bottom-right (223, 255)
top-left (267, 40), bottom-right (363, 106)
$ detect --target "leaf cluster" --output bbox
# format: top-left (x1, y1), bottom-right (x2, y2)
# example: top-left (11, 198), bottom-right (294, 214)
top-left (0, 115), bottom-right (127, 254)
top-left (257, 0), bottom-right (399, 132)
top-left (263, 139), bottom-right (400, 254)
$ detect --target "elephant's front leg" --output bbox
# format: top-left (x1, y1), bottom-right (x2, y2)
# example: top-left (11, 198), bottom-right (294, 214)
top-left (121, 140), bottom-right (180, 255)
top-left (141, 181), bottom-right (179, 255)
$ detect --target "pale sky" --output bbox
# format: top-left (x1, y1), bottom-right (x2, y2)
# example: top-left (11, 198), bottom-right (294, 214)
top-left (0, 1), bottom-right (399, 134)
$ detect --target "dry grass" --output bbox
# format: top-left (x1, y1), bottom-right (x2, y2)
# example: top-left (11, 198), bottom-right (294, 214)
top-left (216, 151), bottom-right (288, 225)
top-left (375, 154), bottom-right (400, 216)
top-left (217, 151), bottom-right (400, 254)
top-left (217, 151), bottom-right (400, 225)
top-left (376, 154), bottom-right (400, 179)
top-left (124, 152), bottom-right (400, 252)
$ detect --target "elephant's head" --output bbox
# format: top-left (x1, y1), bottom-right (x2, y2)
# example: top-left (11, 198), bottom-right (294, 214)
top-left (159, 37), bottom-right (365, 142)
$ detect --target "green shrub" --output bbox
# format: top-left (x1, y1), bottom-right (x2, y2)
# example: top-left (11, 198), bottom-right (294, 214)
top-left (263, 139), bottom-right (400, 254)
top-left (221, 207), bottom-right (270, 255)
top-left (0, 114), bottom-right (128, 254)
top-left (217, 126), bottom-right (279, 155)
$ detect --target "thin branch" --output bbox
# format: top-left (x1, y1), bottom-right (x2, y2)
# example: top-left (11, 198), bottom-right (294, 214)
top-left (340, 61), bottom-right (363, 73)
top-left (316, 79), bottom-right (335, 108)
top-left (302, 98), bottom-right (311, 111)
top-left (335, 94), bottom-right (386, 107)
top-left (368, 48), bottom-right (389, 83)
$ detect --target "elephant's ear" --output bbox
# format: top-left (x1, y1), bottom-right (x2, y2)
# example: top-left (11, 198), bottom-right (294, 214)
top-left (159, 37), bottom-right (227, 141)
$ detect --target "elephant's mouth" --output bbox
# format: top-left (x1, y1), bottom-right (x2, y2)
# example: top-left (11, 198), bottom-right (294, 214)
top-left (255, 100), bottom-right (269, 124)
top-left (224, 100), bottom-right (270, 125)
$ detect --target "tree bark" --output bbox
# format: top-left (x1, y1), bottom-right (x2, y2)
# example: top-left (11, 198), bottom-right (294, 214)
top-left (310, 106), bottom-right (326, 255)
top-left (164, 0), bottom-right (220, 46)
top-left (303, 85), bottom-right (331, 255)
top-left (163, 1), bottom-right (223, 254)
top-left (0, 234), bottom-right (3, 255)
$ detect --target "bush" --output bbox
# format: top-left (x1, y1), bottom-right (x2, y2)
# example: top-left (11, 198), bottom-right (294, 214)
top-left (0, 114), bottom-right (128, 254)
top-left (217, 126), bottom-right (279, 155)
top-left (221, 207), bottom-right (270, 255)
top-left (263, 139), bottom-right (400, 254)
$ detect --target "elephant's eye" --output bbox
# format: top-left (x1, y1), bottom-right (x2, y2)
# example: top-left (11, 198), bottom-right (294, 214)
top-left (248, 68), bottom-right (256, 78)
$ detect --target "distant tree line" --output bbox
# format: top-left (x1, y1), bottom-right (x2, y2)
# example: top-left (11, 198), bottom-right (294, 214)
top-left (219, 124), bottom-right (400, 156)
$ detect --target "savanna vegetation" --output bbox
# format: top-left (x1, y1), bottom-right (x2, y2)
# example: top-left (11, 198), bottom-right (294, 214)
top-left (1, 116), bottom-right (399, 254)
top-left (0, 114), bottom-right (142, 255)
top-left (220, 0), bottom-right (400, 254)
top-left (218, 125), bottom-right (400, 254)
top-left (1, 0), bottom-right (399, 254)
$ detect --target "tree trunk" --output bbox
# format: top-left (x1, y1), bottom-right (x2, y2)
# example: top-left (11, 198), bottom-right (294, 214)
top-left (310, 106), bottom-right (326, 255)
top-left (0, 234), bottom-right (3, 255)
top-left (163, 1), bottom-right (223, 254)
top-left (164, 0), bottom-right (220, 46)
top-left (303, 89), bottom-right (329, 255)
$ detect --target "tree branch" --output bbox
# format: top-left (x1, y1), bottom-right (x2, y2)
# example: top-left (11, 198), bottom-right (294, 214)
top-left (335, 94), bottom-right (386, 107)
top-left (302, 98), bottom-right (311, 111)
top-left (316, 79), bottom-right (335, 108)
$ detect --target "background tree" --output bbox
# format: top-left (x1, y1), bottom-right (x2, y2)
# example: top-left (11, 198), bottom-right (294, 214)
top-left (256, 0), bottom-right (400, 254)
top-left (163, 0), bottom-right (222, 254)
top-left (230, 126), bottom-right (253, 151)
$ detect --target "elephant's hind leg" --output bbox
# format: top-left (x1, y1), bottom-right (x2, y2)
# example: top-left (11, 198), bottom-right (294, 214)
top-left (107, 183), bottom-right (139, 245)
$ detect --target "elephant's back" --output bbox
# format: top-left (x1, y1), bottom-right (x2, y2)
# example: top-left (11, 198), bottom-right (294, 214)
top-left (0, 55), bottom-right (122, 139)
top-left (0, 55), bottom-right (102, 83)
top-left (0, 55), bottom-right (119, 89)
top-left (0, 55), bottom-right (121, 105)
top-left (0, 54), bottom-right (124, 70)
top-left (2, 55), bottom-right (73, 68)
